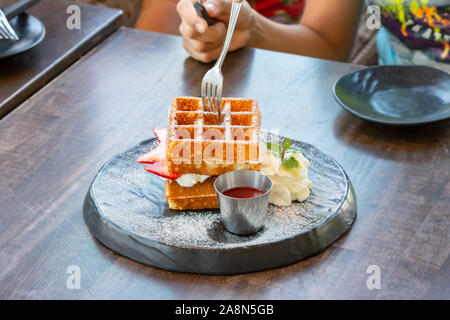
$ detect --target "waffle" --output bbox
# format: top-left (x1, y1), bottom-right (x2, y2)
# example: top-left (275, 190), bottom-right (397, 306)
top-left (165, 177), bottom-right (219, 210)
top-left (167, 97), bottom-right (262, 175)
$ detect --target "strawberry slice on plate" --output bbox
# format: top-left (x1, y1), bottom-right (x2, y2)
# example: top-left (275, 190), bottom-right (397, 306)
top-left (144, 159), bottom-right (181, 180)
top-left (136, 127), bottom-right (168, 164)
top-left (137, 142), bottom-right (165, 164)
top-left (153, 127), bottom-right (167, 143)
top-left (138, 126), bottom-right (179, 180)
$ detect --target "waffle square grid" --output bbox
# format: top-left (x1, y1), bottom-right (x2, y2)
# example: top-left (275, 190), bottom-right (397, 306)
top-left (167, 97), bottom-right (262, 175)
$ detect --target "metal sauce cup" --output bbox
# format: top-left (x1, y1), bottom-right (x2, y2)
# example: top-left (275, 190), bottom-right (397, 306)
top-left (214, 170), bottom-right (272, 235)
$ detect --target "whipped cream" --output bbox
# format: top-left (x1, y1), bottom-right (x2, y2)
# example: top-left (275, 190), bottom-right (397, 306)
top-left (260, 150), bottom-right (312, 206)
top-left (175, 174), bottom-right (210, 187)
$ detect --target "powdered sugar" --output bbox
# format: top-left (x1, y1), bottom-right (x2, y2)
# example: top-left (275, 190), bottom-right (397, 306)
top-left (91, 138), bottom-right (347, 249)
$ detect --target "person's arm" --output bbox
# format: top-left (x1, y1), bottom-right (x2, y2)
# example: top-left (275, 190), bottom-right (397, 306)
top-left (177, 0), bottom-right (362, 63)
top-left (135, 0), bottom-right (180, 34)
top-left (249, 0), bottom-right (363, 61)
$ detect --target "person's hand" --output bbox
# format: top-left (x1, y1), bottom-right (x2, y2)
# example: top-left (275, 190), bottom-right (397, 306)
top-left (176, 0), bottom-right (255, 63)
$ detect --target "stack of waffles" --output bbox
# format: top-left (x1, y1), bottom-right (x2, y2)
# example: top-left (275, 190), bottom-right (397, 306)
top-left (139, 97), bottom-right (262, 210)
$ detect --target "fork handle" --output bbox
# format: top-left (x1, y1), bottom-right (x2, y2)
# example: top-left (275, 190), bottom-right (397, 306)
top-left (4, 0), bottom-right (41, 19)
top-left (214, 0), bottom-right (243, 69)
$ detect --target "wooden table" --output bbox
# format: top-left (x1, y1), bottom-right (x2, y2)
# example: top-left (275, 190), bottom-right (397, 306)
top-left (0, 0), bottom-right (122, 119)
top-left (0, 28), bottom-right (449, 300)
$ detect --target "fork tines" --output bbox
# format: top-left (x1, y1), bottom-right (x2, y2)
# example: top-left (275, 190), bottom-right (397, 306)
top-left (201, 83), bottom-right (222, 122)
top-left (0, 10), bottom-right (19, 41)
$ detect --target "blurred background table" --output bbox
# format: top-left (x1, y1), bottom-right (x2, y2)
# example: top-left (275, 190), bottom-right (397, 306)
top-left (0, 0), bottom-right (122, 119)
top-left (0, 28), bottom-right (449, 299)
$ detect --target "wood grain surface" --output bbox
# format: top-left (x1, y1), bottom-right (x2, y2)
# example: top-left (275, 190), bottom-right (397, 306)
top-left (0, 0), bottom-right (122, 119)
top-left (0, 28), bottom-right (449, 300)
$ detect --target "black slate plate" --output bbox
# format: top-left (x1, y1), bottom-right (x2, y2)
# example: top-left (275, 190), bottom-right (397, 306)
top-left (0, 13), bottom-right (45, 59)
top-left (83, 138), bottom-right (357, 275)
top-left (333, 65), bottom-right (450, 126)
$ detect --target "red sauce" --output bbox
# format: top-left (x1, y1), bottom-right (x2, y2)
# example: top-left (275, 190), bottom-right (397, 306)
top-left (222, 187), bottom-right (265, 199)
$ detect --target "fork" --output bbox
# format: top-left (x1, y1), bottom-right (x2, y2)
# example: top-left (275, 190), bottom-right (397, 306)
top-left (0, 9), bottom-right (19, 41)
top-left (201, 0), bottom-right (243, 123)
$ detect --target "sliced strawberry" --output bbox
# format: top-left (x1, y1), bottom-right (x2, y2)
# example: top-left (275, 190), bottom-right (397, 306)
top-left (138, 127), bottom-right (177, 179)
top-left (153, 127), bottom-right (167, 143)
top-left (137, 127), bottom-right (168, 163)
top-left (137, 142), bottom-right (166, 164)
top-left (144, 159), bottom-right (181, 180)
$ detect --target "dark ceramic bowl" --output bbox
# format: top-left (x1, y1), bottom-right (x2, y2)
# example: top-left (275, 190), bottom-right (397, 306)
top-left (333, 65), bottom-right (450, 126)
top-left (0, 13), bottom-right (45, 59)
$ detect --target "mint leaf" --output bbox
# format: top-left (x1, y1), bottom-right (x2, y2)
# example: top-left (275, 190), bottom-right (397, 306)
top-left (267, 142), bottom-right (281, 154)
top-left (282, 156), bottom-right (299, 169)
top-left (281, 138), bottom-right (291, 160)
top-left (282, 138), bottom-right (291, 151)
